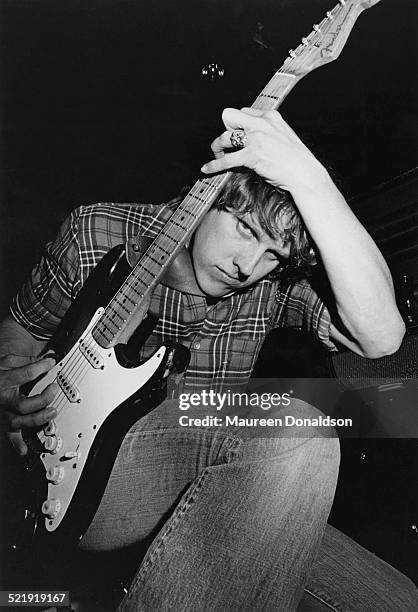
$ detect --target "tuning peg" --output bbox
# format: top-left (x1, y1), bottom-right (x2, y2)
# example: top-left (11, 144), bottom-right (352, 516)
top-left (326, 11), bottom-right (334, 20)
top-left (301, 37), bottom-right (309, 46)
top-left (339, 1), bottom-right (346, 5)
top-left (313, 24), bottom-right (321, 33)
top-left (288, 50), bottom-right (296, 58)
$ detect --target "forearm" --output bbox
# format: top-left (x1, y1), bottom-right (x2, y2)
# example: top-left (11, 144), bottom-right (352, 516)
top-left (0, 315), bottom-right (47, 358)
top-left (290, 171), bottom-right (405, 357)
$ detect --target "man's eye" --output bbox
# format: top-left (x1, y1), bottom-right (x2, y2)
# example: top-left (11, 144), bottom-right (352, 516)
top-left (237, 219), bottom-right (254, 236)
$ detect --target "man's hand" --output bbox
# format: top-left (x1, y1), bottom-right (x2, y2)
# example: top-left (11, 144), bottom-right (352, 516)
top-left (0, 354), bottom-right (58, 456)
top-left (201, 107), bottom-right (327, 194)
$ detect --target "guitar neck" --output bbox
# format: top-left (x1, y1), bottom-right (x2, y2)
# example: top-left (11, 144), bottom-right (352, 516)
top-left (92, 0), bottom-right (382, 349)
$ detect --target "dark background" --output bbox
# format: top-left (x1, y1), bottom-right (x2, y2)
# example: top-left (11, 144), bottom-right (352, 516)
top-left (0, 0), bottom-right (417, 316)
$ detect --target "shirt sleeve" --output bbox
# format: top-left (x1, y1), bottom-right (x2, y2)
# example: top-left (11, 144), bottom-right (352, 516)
top-left (272, 279), bottom-right (338, 351)
top-left (10, 207), bottom-right (82, 340)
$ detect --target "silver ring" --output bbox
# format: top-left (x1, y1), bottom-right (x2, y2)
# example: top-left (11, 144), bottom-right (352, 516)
top-left (230, 129), bottom-right (247, 149)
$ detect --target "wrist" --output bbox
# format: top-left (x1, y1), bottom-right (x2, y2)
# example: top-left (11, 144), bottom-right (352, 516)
top-left (289, 166), bottom-right (341, 204)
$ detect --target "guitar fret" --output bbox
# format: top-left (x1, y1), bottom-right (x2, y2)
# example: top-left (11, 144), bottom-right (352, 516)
top-left (115, 301), bottom-right (131, 315)
top-left (260, 93), bottom-right (279, 100)
top-left (164, 234), bottom-right (180, 244)
top-left (135, 263), bottom-right (156, 281)
top-left (95, 321), bottom-right (113, 335)
top-left (190, 194), bottom-right (207, 204)
top-left (124, 295), bottom-right (138, 307)
top-left (155, 245), bottom-right (171, 257)
top-left (148, 253), bottom-right (164, 265)
top-left (169, 219), bottom-right (189, 231)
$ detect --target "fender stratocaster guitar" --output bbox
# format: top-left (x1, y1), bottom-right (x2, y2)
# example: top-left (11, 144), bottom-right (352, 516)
top-left (22, 0), bottom-right (381, 552)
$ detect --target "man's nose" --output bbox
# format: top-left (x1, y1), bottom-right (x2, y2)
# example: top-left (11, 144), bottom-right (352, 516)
top-left (233, 247), bottom-right (264, 279)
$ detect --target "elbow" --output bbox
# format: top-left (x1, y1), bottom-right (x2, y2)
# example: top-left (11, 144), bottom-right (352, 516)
top-left (362, 317), bottom-right (406, 359)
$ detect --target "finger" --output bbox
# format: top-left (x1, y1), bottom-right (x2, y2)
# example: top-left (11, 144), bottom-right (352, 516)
top-left (7, 431), bottom-right (28, 457)
top-left (240, 107), bottom-right (265, 116)
top-left (0, 354), bottom-right (39, 369)
top-left (0, 357), bottom-right (56, 388)
top-left (240, 107), bottom-right (284, 128)
top-left (210, 130), bottom-right (236, 157)
top-left (201, 148), bottom-right (248, 175)
top-left (8, 405), bottom-right (57, 431)
top-left (15, 382), bottom-right (59, 415)
top-left (221, 107), bottom-right (260, 132)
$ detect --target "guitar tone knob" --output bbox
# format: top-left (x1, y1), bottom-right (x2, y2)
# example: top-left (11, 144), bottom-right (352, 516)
top-left (42, 498), bottom-right (61, 519)
top-left (46, 465), bottom-right (65, 484)
top-left (44, 436), bottom-right (63, 454)
top-left (44, 420), bottom-right (56, 436)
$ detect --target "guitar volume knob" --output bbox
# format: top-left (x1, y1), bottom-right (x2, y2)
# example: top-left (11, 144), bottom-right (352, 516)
top-left (42, 498), bottom-right (61, 519)
top-left (44, 436), bottom-right (63, 454)
top-left (46, 465), bottom-right (65, 484)
top-left (44, 420), bottom-right (56, 436)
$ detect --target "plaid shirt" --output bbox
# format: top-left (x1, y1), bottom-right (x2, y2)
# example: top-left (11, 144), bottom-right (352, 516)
top-left (11, 202), bottom-right (335, 391)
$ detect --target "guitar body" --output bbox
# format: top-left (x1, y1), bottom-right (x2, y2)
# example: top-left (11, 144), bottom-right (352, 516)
top-left (23, 245), bottom-right (189, 553)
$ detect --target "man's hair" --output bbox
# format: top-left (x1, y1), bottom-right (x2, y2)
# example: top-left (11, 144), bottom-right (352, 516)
top-left (213, 170), bottom-right (316, 281)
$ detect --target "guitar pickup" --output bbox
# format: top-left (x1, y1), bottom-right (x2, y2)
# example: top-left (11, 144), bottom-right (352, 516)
top-left (79, 338), bottom-right (104, 369)
top-left (57, 371), bottom-right (81, 403)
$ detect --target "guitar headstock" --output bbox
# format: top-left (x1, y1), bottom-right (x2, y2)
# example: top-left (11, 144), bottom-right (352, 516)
top-left (282, 0), bottom-right (382, 77)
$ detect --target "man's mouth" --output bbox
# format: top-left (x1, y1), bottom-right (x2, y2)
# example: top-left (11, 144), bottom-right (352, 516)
top-left (216, 267), bottom-right (241, 284)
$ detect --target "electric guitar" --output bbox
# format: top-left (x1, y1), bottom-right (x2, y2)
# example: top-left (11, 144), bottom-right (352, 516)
top-left (22, 0), bottom-right (382, 552)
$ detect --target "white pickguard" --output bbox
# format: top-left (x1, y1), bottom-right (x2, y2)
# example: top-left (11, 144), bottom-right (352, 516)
top-left (29, 308), bottom-right (166, 532)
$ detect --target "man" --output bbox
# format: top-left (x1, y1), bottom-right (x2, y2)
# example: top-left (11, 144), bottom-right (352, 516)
top-left (1, 108), bottom-right (416, 610)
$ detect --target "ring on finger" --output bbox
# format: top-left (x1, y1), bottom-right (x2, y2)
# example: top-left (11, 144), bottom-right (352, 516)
top-left (230, 129), bottom-right (247, 149)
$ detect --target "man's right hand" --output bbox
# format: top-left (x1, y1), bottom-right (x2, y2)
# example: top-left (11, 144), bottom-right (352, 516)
top-left (0, 355), bottom-right (58, 456)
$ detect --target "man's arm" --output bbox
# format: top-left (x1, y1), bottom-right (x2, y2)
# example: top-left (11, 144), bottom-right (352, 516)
top-left (201, 107), bottom-right (405, 358)
top-left (0, 315), bottom-right (57, 455)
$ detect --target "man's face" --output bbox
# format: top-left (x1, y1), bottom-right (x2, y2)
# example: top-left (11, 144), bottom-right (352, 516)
top-left (191, 208), bottom-right (291, 297)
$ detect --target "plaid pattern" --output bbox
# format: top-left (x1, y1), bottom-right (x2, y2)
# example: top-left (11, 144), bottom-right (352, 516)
top-left (11, 202), bottom-right (335, 390)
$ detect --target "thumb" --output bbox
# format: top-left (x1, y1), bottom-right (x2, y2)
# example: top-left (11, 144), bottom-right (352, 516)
top-left (7, 430), bottom-right (28, 457)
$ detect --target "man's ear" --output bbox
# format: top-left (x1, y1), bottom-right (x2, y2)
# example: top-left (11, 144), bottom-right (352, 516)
top-left (308, 247), bottom-right (317, 265)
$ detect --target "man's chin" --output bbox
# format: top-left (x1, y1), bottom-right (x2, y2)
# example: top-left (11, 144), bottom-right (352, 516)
top-left (195, 272), bottom-right (229, 298)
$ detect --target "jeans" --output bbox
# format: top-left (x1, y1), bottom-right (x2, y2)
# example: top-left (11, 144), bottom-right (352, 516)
top-left (81, 398), bottom-right (417, 611)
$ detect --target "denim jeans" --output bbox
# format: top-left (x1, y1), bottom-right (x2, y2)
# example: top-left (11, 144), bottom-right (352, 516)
top-left (81, 398), bottom-right (417, 611)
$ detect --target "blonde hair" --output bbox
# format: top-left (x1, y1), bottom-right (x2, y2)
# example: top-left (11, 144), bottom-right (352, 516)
top-left (213, 171), bottom-right (316, 281)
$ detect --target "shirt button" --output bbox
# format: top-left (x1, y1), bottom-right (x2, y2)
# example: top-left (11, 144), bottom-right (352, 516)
top-left (194, 342), bottom-right (201, 350)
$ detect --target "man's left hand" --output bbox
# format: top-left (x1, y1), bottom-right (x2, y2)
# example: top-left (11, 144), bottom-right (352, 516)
top-left (201, 107), bottom-right (326, 194)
